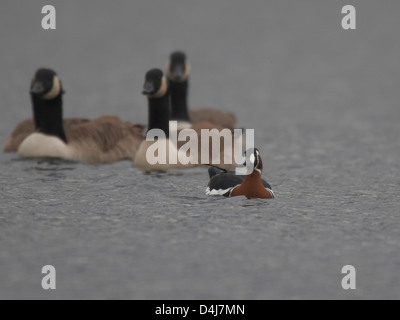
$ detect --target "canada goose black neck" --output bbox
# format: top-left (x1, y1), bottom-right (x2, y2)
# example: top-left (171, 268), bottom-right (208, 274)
top-left (31, 69), bottom-right (67, 143)
top-left (147, 93), bottom-right (170, 138)
top-left (169, 79), bottom-right (190, 122)
top-left (143, 69), bottom-right (170, 138)
top-left (167, 51), bottom-right (190, 122)
top-left (32, 94), bottom-right (66, 143)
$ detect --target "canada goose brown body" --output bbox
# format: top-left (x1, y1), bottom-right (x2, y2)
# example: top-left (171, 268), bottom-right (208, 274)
top-left (189, 109), bottom-right (236, 131)
top-left (13, 68), bottom-right (144, 164)
top-left (167, 51), bottom-right (237, 130)
top-left (62, 116), bottom-right (144, 164)
top-left (189, 122), bottom-right (238, 170)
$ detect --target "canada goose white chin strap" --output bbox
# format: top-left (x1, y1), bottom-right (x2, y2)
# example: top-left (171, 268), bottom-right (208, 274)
top-left (43, 76), bottom-right (61, 100)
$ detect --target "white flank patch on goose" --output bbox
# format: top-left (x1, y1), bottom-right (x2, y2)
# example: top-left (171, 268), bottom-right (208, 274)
top-left (18, 133), bottom-right (72, 159)
top-left (206, 186), bottom-right (237, 196)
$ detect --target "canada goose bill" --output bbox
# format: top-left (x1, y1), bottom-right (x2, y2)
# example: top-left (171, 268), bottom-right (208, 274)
top-left (205, 148), bottom-right (274, 199)
top-left (12, 68), bottom-right (145, 164)
top-left (167, 50), bottom-right (237, 130)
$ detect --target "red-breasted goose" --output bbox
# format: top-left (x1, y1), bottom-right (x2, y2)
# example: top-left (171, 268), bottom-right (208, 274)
top-left (206, 148), bottom-right (274, 199)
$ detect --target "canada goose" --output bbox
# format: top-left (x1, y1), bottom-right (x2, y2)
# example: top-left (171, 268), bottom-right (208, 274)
top-left (14, 68), bottom-right (144, 164)
top-left (166, 52), bottom-right (241, 169)
top-left (132, 68), bottom-right (197, 171)
top-left (206, 148), bottom-right (274, 199)
top-left (166, 51), bottom-right (237, 130)
top-left (133, 69), bottom-right (239, 171)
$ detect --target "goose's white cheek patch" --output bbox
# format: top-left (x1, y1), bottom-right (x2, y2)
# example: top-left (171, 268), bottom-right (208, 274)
top-left (43, 76), bottom-right (61, 100)
top-left (151, 77), bottom-right (168, 98)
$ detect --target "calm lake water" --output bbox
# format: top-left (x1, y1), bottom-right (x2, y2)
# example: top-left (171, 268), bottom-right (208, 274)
top-left (0, 0), bottom-right (399, 299)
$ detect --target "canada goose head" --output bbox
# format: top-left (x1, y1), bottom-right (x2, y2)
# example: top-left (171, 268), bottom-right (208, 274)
top-left (142, 68), bottom-right (168, 99)
top-left (243, 148), bottom-right (263, 175)
top-left (30, 68), bottom-right (63, 100)
top-left (166, 51), bottom-right (190, 83)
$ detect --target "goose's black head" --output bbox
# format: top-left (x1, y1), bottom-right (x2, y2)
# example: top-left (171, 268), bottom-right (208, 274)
top-left (30, 68), bottom-right (63, 100)
top-left (243, 148), bottom-right (263, 174)
top-left (166, 51), bottom-right (190, 82)
top-left (142, 69), bottom-right (168, 98)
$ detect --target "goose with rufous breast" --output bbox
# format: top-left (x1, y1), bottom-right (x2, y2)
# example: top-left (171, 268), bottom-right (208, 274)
top-left (206, 148), bottom-right (274, 199)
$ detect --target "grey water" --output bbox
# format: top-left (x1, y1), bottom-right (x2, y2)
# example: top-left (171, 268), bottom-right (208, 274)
top-left (0, 0), bottom-right (399, 299)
